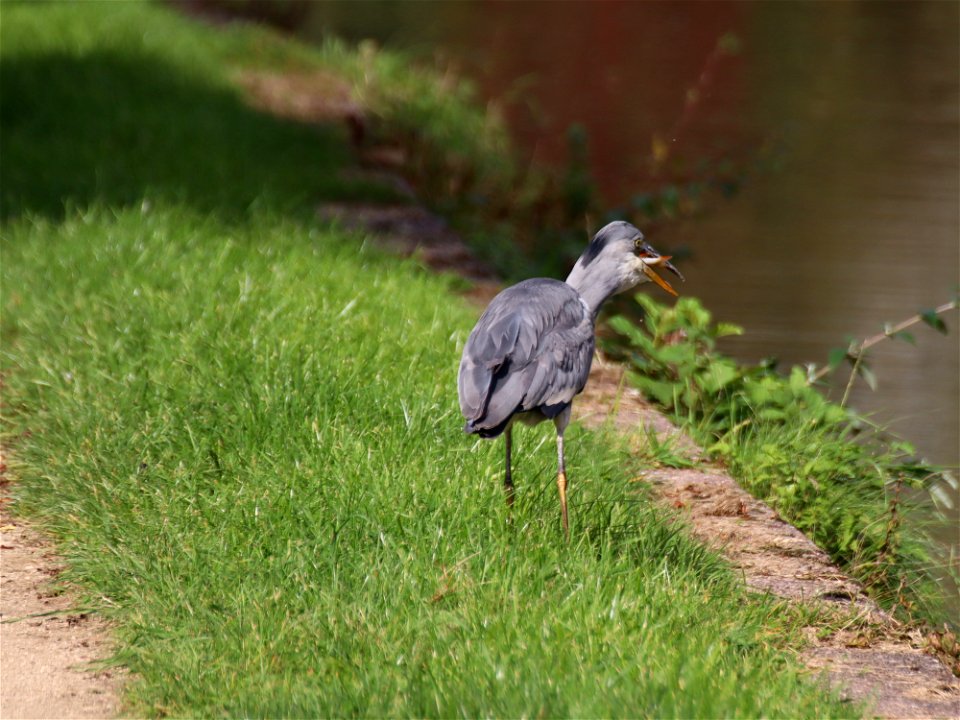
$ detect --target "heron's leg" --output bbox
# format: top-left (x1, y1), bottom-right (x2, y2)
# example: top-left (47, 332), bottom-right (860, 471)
top-left (504, 425), bottom-right (515, 507)
top-left (554, 406), bottom-right (572, 539)
top-left (556, 432), bottom-right (569, 538)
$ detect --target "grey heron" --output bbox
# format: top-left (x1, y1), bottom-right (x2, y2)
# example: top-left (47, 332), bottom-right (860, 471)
top-left (457, 221), bottom-right (683, 537)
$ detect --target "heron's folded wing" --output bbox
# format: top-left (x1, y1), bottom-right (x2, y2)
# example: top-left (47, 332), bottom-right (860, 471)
top-left (458, 279), bottom-right (593, 429)
top-left (458, 303), bottom-right (527, 422)
top-left (517, 322), bottom-right (594, 417)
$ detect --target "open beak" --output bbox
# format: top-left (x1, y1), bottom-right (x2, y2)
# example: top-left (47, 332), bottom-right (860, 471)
top-left (642, 255), bottom-right (684, 297)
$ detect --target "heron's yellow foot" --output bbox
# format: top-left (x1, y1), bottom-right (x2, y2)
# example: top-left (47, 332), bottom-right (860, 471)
top-left (557, 471), bottom-right (569, 540)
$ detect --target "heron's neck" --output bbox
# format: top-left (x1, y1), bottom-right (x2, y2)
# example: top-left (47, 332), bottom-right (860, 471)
top-left (565, 260), bottom-right (623, 319)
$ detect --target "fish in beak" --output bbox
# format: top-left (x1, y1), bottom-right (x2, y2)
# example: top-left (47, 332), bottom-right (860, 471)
top-left (637, 244), bottom-right (684, 297)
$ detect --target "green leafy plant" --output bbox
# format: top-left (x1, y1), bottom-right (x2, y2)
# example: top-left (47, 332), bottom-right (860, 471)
top-left (607, 296), bottom-right (848, 432)
top-left (605, 294), bottom-right (956, 623)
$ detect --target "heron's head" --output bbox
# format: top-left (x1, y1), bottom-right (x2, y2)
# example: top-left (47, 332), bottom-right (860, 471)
top-left (569, 221), bottom-right (684, 297)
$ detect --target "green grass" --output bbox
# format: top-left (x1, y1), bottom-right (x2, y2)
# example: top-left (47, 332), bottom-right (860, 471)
top-left (0, 0), bottom-right (504, 222)
top-left (3, 207), bottom-right (851, 717)
top-left (1, 2), bottom-right (855, 716)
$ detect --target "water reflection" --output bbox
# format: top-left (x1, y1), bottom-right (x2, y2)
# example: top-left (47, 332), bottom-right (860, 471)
top-left (301, 1), bottom-right (958, 471)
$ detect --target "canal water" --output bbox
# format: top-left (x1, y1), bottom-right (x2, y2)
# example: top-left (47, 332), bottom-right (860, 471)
top-left (298, 2), bottom-right (959, 480)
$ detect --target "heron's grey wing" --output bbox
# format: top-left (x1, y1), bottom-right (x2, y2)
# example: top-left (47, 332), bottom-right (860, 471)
top-left (514, 317), bottom-right (594, 417)
top-left (458, 279), bottom-right (594, 432)
top-left (457, 281), bottom-right (541, 423)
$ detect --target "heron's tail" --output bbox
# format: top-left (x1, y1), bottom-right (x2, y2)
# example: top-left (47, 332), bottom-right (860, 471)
top-left (464, 416), bottom-right (511, 439)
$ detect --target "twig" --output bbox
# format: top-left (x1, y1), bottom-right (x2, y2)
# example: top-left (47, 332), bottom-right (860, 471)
top-left (1, 607), bottom-right (98, 624)
top-left (810, 300), bottom-right (958, 384)
top-left (839, 350), bottom-right (862, 409)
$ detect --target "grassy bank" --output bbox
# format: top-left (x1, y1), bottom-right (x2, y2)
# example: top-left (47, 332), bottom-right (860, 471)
top-left (1, 2), bottom-right (851, 717)
top-left (3, 207), bottom-right (847, 717)
top-left (607, 296), bottom-right (957, 625)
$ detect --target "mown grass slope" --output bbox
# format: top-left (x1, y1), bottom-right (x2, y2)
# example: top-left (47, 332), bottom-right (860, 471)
top-left (2, 3), bottom-right (851, 716)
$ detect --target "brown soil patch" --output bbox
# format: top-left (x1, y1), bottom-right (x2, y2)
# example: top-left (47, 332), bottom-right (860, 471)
top-left (234, 69), bottom-right (364, 128)
top-left (574, 355), bottom-right (699, 456)
top-left (316, 202), bottom-right (501, 289)
top-left (0, 507), bottom-right (124, 719)
top-left (805, 644), bottom-right (958, 718)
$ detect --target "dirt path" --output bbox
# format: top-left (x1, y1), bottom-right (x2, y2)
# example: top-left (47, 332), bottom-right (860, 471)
top-left (578, 361), bottom-right (959, 718)
top-left (0, 505), bottom-right (124, 719)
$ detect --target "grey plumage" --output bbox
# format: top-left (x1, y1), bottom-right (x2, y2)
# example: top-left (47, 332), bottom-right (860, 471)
top-left (457, 221), bottom-right (682, 537)
top-left (458, 278), bottom-right (593, 438)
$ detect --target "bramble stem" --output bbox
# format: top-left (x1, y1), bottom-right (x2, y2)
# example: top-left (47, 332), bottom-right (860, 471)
top-left (810, 300), bottom-right (958, 385)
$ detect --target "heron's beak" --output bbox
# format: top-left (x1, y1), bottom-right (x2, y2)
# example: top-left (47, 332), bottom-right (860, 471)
top-left (642, 255), bottom-right (683, 297)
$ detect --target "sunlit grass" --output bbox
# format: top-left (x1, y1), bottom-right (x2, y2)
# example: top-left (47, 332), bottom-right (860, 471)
top-left (0, 2), bottom-right (855, 716)
top-left (2, 206), bottom-right (851, 717)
